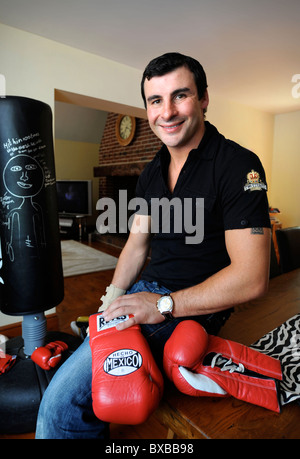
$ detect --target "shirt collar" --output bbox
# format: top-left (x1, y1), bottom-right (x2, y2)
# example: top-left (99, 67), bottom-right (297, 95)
top-left (190, 121), bottom-right (220, 160)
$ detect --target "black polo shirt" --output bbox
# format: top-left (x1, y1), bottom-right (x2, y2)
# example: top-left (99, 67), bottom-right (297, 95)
top-left (135, 121), bottom-right (270, 292)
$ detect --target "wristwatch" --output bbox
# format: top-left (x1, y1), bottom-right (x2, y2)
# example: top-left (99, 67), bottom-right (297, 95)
top-left (156, 294), bottom-right (174, 320)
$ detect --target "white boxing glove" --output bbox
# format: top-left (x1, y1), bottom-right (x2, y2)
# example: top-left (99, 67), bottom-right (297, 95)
top-left (98, 284), bottom-right (126, 312)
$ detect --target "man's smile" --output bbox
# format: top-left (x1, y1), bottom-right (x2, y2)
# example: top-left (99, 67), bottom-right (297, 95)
top-left (160, 120), bottom-right (185, 131)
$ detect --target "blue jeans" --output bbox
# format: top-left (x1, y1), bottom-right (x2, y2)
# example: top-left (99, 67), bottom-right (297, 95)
top-left (35, 280), bottom-right (230, 439)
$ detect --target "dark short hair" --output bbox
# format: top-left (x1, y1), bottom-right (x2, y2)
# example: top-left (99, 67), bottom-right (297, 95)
top-left (141, 52), bottom-right (208, 107)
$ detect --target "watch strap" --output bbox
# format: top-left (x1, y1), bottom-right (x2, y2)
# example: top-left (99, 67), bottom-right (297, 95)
top-left (162, 311), bottom-right (174, 321)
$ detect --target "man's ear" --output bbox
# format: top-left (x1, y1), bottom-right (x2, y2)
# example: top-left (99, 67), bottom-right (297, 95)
top-left (201, 89), bottom-right (209, 110)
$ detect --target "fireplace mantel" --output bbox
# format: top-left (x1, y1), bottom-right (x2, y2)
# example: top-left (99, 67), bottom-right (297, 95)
top-left (94, 160), bottom-right (150, 177)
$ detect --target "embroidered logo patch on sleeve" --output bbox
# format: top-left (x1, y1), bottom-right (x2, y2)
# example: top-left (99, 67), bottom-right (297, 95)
top-left (244, 170), bottom-right (267, 192)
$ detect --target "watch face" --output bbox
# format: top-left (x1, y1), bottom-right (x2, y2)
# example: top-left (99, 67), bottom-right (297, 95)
top-left (158, 295), bottom-right (173, 313)
top-left (119, 115), bottom-right (132, 140)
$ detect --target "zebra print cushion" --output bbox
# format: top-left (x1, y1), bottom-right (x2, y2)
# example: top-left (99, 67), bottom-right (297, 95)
top-left (251, 314), bottom-right (300, 406)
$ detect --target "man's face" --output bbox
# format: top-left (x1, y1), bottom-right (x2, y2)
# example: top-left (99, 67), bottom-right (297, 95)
top-left (144, 66), bottom-right (209, 154)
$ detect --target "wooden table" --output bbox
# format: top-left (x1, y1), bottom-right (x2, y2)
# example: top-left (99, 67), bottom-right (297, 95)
top-left (157, 269), bottom-right (300, 439)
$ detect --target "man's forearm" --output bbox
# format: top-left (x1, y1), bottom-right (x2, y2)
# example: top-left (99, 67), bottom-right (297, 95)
top-left (109, 214), bottom-right (151, 291)
top-left (171, 228), bottom-right (271, 318)
top-left (111, 243), bottom-right (148, 291)
top-left (171, 261), bottom-right (269, 318)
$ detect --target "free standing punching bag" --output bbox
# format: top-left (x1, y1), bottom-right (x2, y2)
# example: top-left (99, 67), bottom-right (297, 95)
top-left (0, 96), bottom-right (64, 321)
top-left (0, 96), bottom-right (80, 434)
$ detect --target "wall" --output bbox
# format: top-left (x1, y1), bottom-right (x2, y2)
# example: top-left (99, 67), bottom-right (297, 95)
top-left (270, 110), bottom-right (300, 227)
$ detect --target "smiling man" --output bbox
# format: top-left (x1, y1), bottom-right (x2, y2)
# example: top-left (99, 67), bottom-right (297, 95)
top-left (36, 53), bottom-right (271, 439)
top-left (145, 67), bottom-right (207, 155)
top-left (144, 65), bottom-right (208, 194)
top-left (102, 53), bottom-right (271, 329)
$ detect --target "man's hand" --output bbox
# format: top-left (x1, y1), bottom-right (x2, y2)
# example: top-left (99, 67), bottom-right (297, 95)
top-left (102, 292), bottom-right (164, 331)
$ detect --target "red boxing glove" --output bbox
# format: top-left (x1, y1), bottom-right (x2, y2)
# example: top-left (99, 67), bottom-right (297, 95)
top-left (163, 321), bottom-right (283, 412)
top-left (31, 341), bottom-right (68, 370)
top-left (89, 313), bottom-right (164, 424)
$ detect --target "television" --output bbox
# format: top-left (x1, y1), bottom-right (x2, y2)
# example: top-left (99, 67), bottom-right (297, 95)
top-left (56, 179), bottom-right (93, 217)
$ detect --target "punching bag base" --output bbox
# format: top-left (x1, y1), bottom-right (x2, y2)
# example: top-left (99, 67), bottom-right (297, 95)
top-left (0, 331), bottom-right (81, 434)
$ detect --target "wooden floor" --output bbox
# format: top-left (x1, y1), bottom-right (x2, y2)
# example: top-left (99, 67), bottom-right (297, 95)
top-left (0, 239), bottom-right (169, 440)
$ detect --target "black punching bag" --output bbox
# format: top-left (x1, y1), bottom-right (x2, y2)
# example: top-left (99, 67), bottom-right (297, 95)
top-left (0, 96), bottom-right (64, 316)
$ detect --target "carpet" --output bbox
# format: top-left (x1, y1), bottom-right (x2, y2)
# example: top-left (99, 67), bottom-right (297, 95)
top-left (61, 240), bottom-right (118, 277)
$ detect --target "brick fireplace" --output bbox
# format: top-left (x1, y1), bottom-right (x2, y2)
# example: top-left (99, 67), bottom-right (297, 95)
top-left (94, 112), bottom-right (162, 244)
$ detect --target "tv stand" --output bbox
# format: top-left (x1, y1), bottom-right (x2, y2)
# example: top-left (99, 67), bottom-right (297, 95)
top-left (59, 214), bottom-right (88, 240)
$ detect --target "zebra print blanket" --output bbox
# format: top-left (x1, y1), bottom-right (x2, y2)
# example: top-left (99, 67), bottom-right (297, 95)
top-left (251, 314), bottom-right (300, 406)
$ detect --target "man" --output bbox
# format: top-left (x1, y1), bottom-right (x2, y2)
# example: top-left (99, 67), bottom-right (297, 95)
top-left (36, 52), bottom-right (271, 438)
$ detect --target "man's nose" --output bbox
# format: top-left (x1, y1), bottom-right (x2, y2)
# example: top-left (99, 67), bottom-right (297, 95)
top-left (161, 100), bottom-right (178, 120)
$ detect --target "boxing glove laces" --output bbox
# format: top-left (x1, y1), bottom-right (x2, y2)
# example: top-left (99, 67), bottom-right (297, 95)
top-left (163, 320), bottom-right (283, 412)
top-left (89, 312), bottom-right (164, 424)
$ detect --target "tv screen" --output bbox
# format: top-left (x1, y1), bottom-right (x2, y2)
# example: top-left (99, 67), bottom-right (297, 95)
top-left (56, 180), bottom-right (92, 216)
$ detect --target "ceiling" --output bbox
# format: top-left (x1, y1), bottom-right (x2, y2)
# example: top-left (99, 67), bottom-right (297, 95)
top-left (1, 0), bottom-right (300, 116)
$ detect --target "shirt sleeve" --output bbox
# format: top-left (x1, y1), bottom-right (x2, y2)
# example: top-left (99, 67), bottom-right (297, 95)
top-left (217, 144), bottom-right (271, 230)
